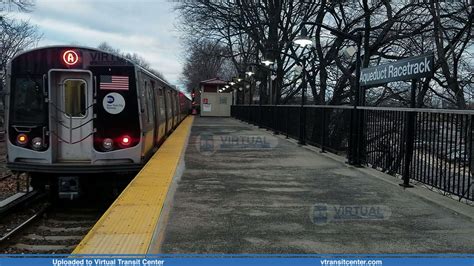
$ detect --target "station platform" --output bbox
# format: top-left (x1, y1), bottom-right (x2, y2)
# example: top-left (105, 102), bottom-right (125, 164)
top-left (75, 116), bottom-right (473, 254)
top-left (159, 117), bottom-right (473, 253)
top-left (73, 116), bottom-right (194, 254)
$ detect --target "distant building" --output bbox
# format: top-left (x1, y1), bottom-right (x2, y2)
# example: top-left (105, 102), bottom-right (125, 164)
top-left (199, 78), bottom-right (232, 117)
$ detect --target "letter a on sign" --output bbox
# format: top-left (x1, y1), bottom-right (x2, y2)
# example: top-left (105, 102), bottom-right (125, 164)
top-left (62, 50), bottom-right (79, 65)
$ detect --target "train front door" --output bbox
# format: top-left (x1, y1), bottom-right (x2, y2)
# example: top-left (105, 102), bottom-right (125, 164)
top-left (49, 70), bottom-right (93, 162)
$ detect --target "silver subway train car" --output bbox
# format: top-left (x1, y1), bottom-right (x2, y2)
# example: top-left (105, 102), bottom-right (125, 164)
top-left (5, 46), bottom-right (191, 197)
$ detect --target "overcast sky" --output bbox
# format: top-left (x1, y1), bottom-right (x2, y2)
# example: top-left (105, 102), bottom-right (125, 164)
top-left (10, 0), bottom-right (185, 89)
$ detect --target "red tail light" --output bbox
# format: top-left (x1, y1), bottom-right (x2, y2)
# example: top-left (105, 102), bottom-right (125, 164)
top-left (120, 135), bottom-right (131, 147)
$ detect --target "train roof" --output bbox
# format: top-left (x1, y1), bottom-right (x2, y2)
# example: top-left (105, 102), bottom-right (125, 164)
top-left (10, 45), bottom-right (176, 91)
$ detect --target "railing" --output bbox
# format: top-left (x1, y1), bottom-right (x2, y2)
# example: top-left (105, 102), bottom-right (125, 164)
top-left (232, 105), bottom-right (474, 202)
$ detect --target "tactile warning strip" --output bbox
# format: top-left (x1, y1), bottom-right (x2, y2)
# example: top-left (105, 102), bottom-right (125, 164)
top-left (72, 116), bottom-right (194, 254)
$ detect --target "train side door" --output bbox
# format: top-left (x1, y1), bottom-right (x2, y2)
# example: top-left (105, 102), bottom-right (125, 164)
top-left (50, 71), bottom-right (93, 162)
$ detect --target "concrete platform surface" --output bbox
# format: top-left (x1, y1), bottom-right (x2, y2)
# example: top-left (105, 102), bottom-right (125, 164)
top-left (160, 117), bottom-right (474, 254)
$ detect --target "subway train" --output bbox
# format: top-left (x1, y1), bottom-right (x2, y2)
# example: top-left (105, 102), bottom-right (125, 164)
top-left (5, 46), bottom-right (191, 198)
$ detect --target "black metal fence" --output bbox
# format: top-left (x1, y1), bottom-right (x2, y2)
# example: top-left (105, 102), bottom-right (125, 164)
top-left (232, 105), bottom-right (474, 201)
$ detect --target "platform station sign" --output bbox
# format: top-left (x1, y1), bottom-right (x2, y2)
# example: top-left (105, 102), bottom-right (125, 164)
top-left (360, 53), bottom-right (434, 86)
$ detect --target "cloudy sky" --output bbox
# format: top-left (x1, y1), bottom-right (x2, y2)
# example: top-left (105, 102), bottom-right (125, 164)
top-left (10, 0), bottom-right (185, 89)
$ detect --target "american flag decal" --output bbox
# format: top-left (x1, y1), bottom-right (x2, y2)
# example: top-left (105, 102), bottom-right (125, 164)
top-left (100, 75), bottom-right (129, 90)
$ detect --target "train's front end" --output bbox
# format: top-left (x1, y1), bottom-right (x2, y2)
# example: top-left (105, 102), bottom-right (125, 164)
top-left (5, 46), bottom-right (142, 197)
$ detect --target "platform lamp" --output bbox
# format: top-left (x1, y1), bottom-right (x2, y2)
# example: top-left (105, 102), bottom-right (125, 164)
top-left (293, 25), bottom-right (313, 47)
top-left (261, 52), bottom-right (274, 67)
top-left (245, 66), bottom-right (255, 105)
top-left (245, 66), bottom-right (255, 77)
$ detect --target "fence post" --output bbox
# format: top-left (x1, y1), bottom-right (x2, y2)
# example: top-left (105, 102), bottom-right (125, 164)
top-left (298, 106), bottom-right (306, 145)
top-left (286, 107), bottom-right (289, 139)
top-left (357, 108), bottom-right (366, 164)
top-left (320, 108), bottom-right (326, 153)
top-left (347, 107), bottom-right (357, 164)
top-left (400, 79), bottom-right (417, 188)
top-left (273, 106), bottom-right (279, 134)
top-left (348, 107), bottom-right (365, 166)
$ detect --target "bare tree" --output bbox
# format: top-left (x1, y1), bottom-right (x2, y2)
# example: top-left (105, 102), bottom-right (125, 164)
top-left (175, 0), bottom-right (474, 109)
top-left (1, 0), bottom-right (39, 75)
top-left (175, 0), bottom-right (321, 104)
top-left (180, 40), bottom-right (235, 93)
top-left (1, 0), bottom-right (35, 13)
top-left (0, 16), bottom-right (42, 81)
top-left (429, 0), bottom-right (473, 108)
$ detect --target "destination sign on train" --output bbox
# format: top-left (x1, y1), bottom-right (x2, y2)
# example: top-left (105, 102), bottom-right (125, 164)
top-left (360, 54), bottom-right (434, 86)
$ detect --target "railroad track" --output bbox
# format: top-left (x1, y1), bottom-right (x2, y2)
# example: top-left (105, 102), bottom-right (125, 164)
top-left (0, 204), bottom-right (102, 254)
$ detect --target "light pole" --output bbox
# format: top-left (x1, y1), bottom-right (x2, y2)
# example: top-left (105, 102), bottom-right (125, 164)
top-left (294, 22), bottom-right (364, 165)
top-left (245, 66), bottom-right (255, 105)
top-left (299, 56), bottom-right (307, 145)
top-left (261, 56), bottom-right (274, 105)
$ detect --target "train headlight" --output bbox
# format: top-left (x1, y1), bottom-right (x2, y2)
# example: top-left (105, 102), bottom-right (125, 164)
top-left (102, 138), bottom-right (114, 151)
top-left (16, 134), bottom-right (28, 146)
top-left (31, 137), bottom-right (43, 150)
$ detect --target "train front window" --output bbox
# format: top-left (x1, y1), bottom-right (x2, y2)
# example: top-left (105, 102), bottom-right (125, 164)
top-left (11, 77), bottom-right (46, 124)
top-left (64, 79), bottom-right (86, 117)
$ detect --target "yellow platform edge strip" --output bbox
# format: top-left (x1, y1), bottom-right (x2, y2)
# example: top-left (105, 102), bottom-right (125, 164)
top-left (72, 116), bottom-right (194, 254)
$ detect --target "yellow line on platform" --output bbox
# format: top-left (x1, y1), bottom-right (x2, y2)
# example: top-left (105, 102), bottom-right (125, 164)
top-left (72, 116), bottom-right (194, 254)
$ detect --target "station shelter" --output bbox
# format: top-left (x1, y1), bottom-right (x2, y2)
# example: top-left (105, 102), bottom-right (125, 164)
top-left (199, 78), bottom-right (232, 117)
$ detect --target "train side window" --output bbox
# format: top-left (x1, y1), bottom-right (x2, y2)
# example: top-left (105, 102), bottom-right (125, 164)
top-left (146, 83), bottom-right (154, 124)
top-left (139, 77), bottom-right (146, 114)
top-left (173, 93), bottom-right (177, 116)
top-left (142, 80), bottom-right (149, 122)
top-left (175, 93), bottom-right (179, 114)
top-left (169, 91), bottom-right (173, 113)
top-left (159, 89), bottom-right (165, 117)
top-left (64, 79), bottom-right (86, 117)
